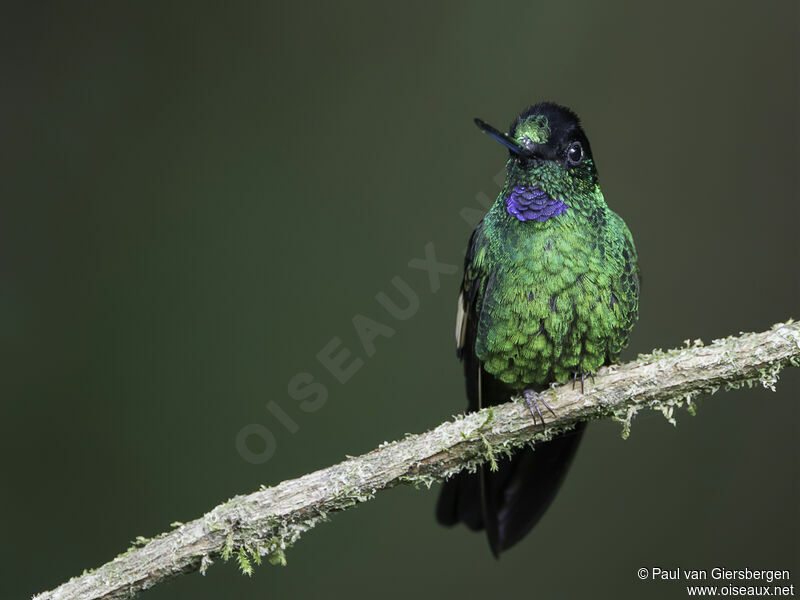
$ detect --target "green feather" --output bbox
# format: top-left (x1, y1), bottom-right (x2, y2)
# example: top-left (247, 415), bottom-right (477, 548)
top-left (468, 158), bottom-right (639, 389)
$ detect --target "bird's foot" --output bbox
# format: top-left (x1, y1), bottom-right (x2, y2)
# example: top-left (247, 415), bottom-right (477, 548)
top-left (571, 371), bottom-right (595, 394)
top-left (522, 389), bottom-right (557, 427)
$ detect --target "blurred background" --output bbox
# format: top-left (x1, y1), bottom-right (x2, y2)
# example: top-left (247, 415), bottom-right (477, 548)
top-left (1, 2), bottom-right (797, 598)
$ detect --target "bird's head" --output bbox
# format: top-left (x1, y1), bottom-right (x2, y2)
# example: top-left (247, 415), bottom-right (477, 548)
top-left (476, 103), bottom-right (600, 223)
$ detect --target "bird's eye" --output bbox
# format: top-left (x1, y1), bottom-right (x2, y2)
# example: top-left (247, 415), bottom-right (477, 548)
top-left (566, 141), bottom-right (584, 166)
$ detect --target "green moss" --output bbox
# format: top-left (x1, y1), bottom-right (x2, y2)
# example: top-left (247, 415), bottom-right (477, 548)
top-left (221, 532), bottom-right (234, 561)
top-left (268, 548), bottom-right (287, 567)
top-left (237, 547), bottom-right (253, 576)
top-left (479, 433), bottom-right (499, 472)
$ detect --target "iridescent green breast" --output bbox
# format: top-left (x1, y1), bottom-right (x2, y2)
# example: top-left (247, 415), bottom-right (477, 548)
top-left (473, 196), bottom-right (638, 389)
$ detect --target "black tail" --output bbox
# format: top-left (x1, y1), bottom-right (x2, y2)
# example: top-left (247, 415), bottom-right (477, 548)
top-left (436, 422), bottom-right (586, 556)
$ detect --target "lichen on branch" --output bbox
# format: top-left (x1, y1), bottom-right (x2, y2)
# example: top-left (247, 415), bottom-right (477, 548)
top-left (35, 320), bottom-right (800, 600)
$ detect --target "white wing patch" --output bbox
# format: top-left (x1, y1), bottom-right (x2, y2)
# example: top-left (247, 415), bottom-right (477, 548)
top-left (455, 291), bottom-right (467, 350)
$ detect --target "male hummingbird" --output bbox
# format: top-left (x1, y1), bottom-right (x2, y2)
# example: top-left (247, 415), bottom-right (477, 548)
top-left (436, 102), bottom-right (640, 555)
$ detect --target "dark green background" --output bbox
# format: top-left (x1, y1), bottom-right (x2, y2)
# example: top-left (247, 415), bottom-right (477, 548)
top-left (2, 2), bottom-right (797, 598)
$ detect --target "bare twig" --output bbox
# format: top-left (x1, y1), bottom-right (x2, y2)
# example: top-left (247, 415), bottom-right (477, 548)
top-left (35, 320), bottom-right (800, 600)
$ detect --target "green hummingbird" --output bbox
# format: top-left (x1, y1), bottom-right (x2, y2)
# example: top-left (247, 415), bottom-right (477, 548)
top-left (437, 102), bottom-right (640, 555)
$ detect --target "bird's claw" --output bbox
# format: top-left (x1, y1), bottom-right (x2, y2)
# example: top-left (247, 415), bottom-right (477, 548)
top-left (522, 390), bottom-right (557, 427)
top-left (571, 371), bottom-right (595, 394)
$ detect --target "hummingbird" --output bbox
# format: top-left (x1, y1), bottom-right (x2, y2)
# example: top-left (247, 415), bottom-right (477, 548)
top-left (436, 102), bottom-right (640, 555)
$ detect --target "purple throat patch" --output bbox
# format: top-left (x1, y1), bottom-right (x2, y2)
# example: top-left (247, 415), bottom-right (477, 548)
top-left (505, 185), bottom-right (569, 222)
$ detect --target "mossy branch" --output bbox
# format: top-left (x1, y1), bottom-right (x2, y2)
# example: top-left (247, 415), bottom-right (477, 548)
top-left (35, 320), bottom-right (800, 600)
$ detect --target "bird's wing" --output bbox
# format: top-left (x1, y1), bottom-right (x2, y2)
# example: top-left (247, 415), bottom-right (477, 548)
top-left (455, 221), bottom-right (491, 412)
top-left (437, 221), bottom-right (492, 531)
top-left (608, 212), bottom-right (641, 358)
